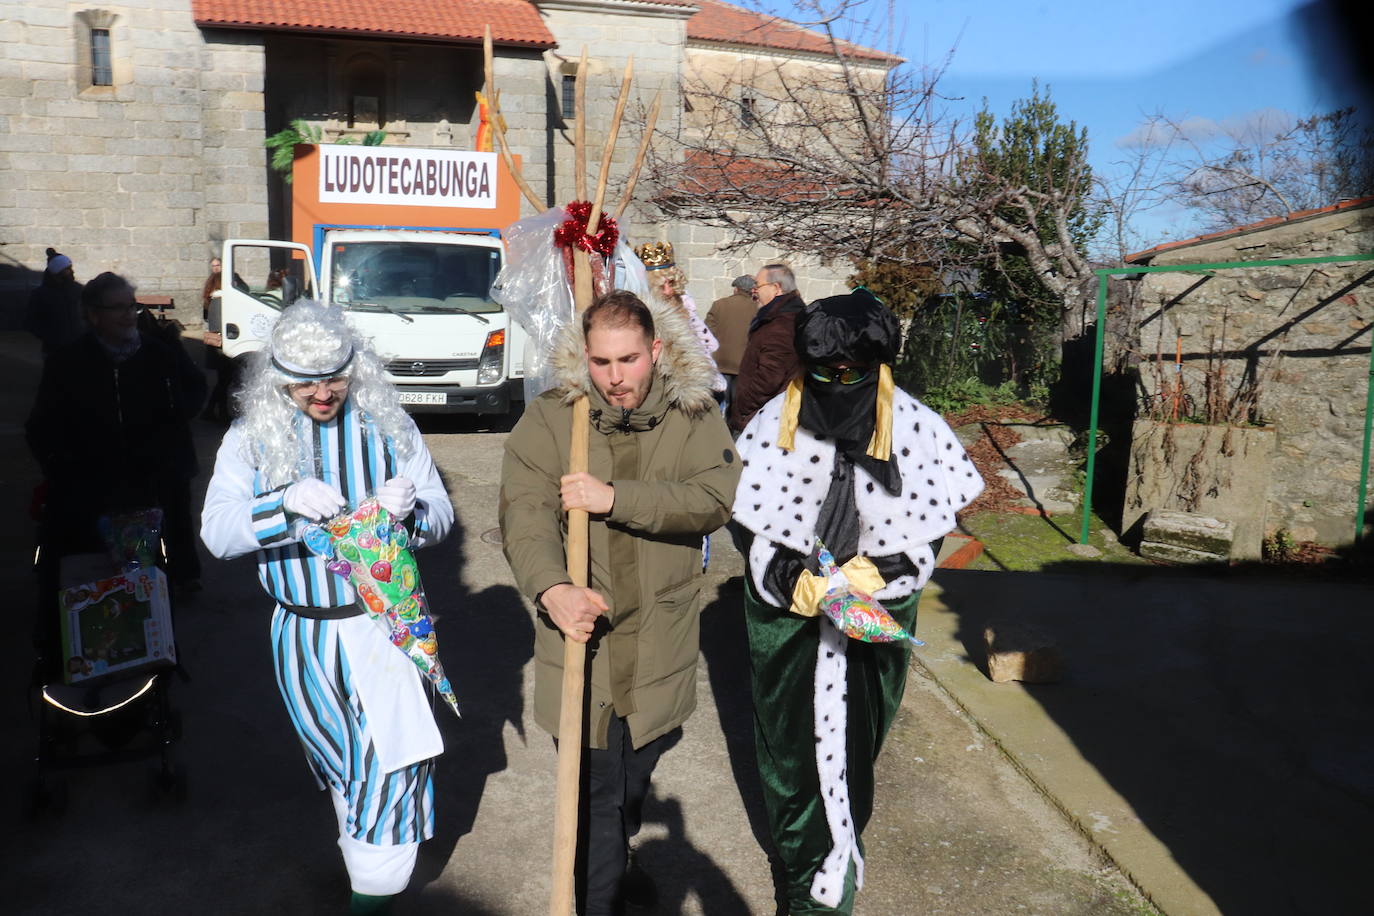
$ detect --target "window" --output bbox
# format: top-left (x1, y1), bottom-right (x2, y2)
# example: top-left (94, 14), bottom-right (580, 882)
top-left (740, 95), bottom-right (756, 128)
top-left (90, 28), bottom-right (112, 86)
top-left (561, 74), bottom-right (576, 120)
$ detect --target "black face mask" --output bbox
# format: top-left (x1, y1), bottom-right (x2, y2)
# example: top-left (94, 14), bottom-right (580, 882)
top-left (798, 367), bottom-right (902, 495)
top-left (798, 369), bottom-right (878, 446)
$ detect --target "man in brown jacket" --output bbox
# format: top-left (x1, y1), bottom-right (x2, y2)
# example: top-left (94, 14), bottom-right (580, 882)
top-left (499, 291), bottom-right (739, 915)
top-left (704, 274), bottom-right (757, 415)
top-left (727, 262), bottom-right (806, 435)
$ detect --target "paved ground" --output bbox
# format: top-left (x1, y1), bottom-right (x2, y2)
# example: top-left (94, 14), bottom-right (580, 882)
top-left (4, 328), bottom-right (1367, 915)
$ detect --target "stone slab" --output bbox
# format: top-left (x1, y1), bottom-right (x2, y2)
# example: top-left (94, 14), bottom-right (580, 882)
top-left (1141, 509), bottom-right (1235, 556)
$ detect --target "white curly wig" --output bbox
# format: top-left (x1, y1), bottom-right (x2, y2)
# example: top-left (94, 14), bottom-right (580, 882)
top-left (234, 299), bottom-right (414, 488)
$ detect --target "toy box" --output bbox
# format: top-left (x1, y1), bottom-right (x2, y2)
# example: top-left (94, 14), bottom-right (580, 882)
top-left (58, 567), bottom-right (175, 686)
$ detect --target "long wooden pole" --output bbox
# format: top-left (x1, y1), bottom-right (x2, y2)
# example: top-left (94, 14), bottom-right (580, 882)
top-left (548, 46), bottom-right (600, 916)
top-left (614, 90), bottom-right (662, 222)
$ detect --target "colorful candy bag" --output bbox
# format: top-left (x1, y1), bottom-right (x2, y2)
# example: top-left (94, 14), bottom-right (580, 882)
top-left (815, 540), bottom-right (924, 646)
top-left (301, 498), bottom-right (458, 714)
top-left (98, 508), bottom-right (164, 572)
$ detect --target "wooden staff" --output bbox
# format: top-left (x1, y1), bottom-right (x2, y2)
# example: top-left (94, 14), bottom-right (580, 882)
top-left (614, 89), bottom-right (662, 223)
top-left (482, 31), bottom-right (651, 916)
top-left (550, 49), bottom-right (642, 916)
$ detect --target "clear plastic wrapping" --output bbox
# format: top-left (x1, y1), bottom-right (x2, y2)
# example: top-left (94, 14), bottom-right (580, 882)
top-left (492, 208), bottom-right (648, 401)
top-left (490, 208), bottom-right (574, 402)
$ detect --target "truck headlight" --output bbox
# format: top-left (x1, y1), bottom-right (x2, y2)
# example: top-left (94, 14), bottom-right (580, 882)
top-left (477, 328), bottom-right (505, 385)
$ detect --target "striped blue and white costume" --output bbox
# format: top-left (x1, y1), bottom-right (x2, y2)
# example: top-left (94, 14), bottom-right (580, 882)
top-left (201, 398), bottom-right (453, 895)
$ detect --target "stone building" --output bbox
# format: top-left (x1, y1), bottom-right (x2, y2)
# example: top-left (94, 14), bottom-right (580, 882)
top-left (1124, 196), bottom-right (1374, 547)
top-left (0, 0), bottom-right (899, 325)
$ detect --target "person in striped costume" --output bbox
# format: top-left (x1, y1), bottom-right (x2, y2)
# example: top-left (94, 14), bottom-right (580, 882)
top-left (201, 300), bottom-right (453, 915)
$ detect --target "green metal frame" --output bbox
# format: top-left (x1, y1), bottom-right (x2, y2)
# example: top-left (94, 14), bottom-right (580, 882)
top-left (1080, 252), bottom-right (1374, 546)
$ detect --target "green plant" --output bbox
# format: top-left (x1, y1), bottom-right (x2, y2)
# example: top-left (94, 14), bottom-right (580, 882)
top-left (1263, 528), bottom-right (1297, 563)
top-left (916, 378), bottom-right (1021, 415)
top-left (264, 120), bottom-right (387, 182)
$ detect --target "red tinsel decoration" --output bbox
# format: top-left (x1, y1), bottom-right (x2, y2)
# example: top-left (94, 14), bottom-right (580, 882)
top-left (553, 200), bottom-right (619, 257)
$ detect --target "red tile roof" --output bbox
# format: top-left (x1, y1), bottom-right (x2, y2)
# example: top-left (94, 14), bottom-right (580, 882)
top-left (1126, 196), bottom-right (1374, 263)
top-left (191, 1), bottom-right (555, 48)
top-left (688, 0), bottom-right (901, 65)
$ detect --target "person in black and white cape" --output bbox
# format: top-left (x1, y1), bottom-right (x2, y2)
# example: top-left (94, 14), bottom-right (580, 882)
top-left (731, 288), bottom-right (983, 914)
top-left (200, 300), bottom-right (453, 915)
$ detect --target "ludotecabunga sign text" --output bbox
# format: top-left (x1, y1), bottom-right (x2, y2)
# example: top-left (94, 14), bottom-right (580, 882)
top-left (318, 146), bottom-right (498, 208)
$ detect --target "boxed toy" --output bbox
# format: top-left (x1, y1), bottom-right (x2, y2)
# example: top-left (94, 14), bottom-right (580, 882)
top-left (58, 566), bottom-right (175, 686)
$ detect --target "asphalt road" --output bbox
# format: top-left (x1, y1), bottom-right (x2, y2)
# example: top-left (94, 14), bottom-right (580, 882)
top-left (0, 331), bottom-right (1153, 915)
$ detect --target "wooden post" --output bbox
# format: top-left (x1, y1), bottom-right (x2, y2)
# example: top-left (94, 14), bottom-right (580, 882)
top-left (484, 31), bottom-right (653, 916)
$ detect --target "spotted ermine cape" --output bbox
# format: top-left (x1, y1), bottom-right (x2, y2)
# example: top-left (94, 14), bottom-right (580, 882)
top-left (733, 386), bottom-right (983, 605)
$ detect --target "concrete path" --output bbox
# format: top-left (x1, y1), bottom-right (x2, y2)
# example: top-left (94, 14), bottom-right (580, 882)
top-left (7, 329), bottom-right (1366, 914)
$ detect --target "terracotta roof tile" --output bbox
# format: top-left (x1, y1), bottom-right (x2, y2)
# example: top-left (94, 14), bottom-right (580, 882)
top-left (1125, 195), bottom-right (1374, 263)
top-left (192, 0), bottom-right (555, 48)
top-left (688, 0), bottom-right (900, 64)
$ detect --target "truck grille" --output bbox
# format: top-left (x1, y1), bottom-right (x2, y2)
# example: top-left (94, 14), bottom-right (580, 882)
top-left (386, 358), bottom-right (478, 377)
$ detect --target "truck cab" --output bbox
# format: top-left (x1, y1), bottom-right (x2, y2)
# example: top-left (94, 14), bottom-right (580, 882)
top-left (206, 142), bottom-right (529, 416)
top-left (211, 231), bottom-right (520, 414)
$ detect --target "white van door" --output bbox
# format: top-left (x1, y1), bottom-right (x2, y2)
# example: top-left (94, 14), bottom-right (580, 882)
top-left (213, 240), bottom-right (317, 361)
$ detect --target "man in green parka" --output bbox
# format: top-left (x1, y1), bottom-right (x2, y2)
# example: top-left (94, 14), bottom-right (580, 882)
top-left (499, 290), bottom-right (740, 915)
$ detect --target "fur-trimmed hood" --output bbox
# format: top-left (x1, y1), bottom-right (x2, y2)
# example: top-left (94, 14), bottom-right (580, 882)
top-left (547, 298), bottom-right (719, 418)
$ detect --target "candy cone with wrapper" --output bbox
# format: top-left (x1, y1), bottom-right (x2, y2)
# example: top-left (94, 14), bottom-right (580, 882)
top-left (301, 498), bottom-right (459, 714)
top-left (815, 540), bottom-right (924, 646)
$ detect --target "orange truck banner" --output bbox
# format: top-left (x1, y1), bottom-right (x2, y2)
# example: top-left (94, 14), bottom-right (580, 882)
top-left (289, 144), bottom-right (523, 252)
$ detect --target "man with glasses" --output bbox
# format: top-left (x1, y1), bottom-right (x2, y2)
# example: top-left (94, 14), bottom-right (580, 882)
top-left (201, 300), bottom-right (454, 915)
top-left (731, 289), bottom-right (983, 914)
top-left (27, 271), bottom-right (207, 619)
top-left (727, 262), bottom-right (805, 435)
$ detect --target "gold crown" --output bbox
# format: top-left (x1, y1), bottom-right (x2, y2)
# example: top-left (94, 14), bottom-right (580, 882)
top-left (634, 241), bottom-right (675, 270)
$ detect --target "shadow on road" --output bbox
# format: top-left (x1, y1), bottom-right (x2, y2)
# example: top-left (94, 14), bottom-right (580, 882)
top-left (634, 788), bottom-right (751, 914)
top-left (410, 484), bottom-right (531, 891)
top-left (934, 561), bottom-right (1374, 916)
top-left (698, 582), bottom-right (789, 916)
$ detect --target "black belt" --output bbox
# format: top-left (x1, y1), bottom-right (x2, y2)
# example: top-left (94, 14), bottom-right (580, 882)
top-left (282, 602), bottom-right (364, 620)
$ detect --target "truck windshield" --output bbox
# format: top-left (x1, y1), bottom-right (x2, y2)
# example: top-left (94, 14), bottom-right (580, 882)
top-left (329, 241), bottom-right (502, 314)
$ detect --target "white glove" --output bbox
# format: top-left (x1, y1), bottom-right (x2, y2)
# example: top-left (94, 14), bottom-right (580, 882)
top-left (375, 476), bottom-right (417, 520)
top-left (283, 478), bottom-right (347, 521)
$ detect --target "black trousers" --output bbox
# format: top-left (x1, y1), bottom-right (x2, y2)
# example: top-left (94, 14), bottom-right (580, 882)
top-left (577, 714), bottom-right (677, 916)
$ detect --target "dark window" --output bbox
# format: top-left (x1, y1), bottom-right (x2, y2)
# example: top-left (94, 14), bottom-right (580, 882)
top-left (741, 95), bottom-right (756, 128)
top-left (561, 74), bottom-right (576, 120)
top-left (91, 28), bottom-right (112, 86)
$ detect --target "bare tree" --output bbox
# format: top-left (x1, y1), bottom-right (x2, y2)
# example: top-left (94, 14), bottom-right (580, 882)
top-left (648, 1), bottom-right (1102, 346)
top-left (1144, 107), bottom-right (1374, 232)
top-left (650, 0), bottom-right (960, 269)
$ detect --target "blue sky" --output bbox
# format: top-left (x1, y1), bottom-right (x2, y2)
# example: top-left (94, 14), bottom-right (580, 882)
top-left (786, 0), bottom-right (1366, 249)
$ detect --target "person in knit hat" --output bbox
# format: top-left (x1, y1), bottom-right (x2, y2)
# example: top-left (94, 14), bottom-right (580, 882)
top-left (732, 288), bottom-right (984, 914)
top-left (200, 300), bottom-right (454, 915)
top-left (24, 247), bottom-right (85, 355)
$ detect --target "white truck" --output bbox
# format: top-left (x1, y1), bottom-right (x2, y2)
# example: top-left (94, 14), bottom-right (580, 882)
top-left (211, 230), bottom-right (522, 414)
top-left (206, 143), bottom-right (529, 415)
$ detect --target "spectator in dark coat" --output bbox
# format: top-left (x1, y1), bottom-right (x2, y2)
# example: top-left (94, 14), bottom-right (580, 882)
top-left (27, 272), bottom-right (208, 611)
top-left (24, 248), bottom-right (85, 356)
top-left (727, 263), bottom-right (805, 435)
top-left (704, 274), bottom-right (758, 416)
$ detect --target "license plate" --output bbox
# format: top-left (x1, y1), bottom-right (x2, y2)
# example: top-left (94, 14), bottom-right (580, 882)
top-left (398, 391), bottom-right (447, 405)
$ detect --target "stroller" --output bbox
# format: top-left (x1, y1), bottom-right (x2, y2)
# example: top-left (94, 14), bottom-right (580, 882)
top-left (27, 503), bottom-right (186, 817)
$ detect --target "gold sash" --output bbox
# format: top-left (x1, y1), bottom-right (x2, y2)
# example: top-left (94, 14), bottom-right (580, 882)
top-left (788, 556), bottom-right (886, 618)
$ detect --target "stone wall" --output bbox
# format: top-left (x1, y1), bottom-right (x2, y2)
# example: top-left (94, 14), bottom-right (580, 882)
top-left (0, 2), bottom-right (272, 326)
top-left (1, 0), bottom-right (871, 330)
top-left (643, 220), bottom-right (853, 310)
top-left (1133, 204), bottom-right (1374, 545)
top-left (538, 3), bottom-right (686, 212)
